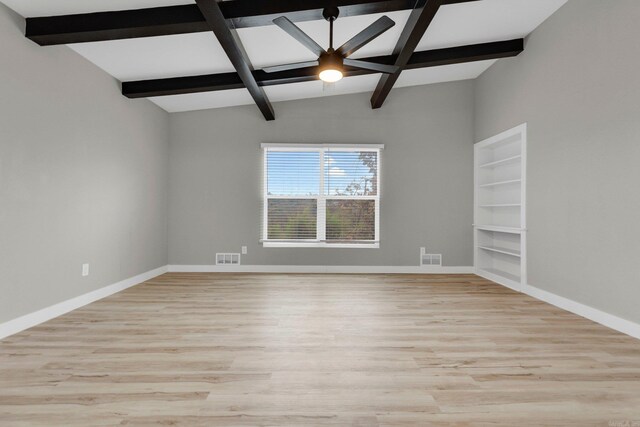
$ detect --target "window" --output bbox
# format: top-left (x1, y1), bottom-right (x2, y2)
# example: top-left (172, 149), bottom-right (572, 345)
top-left (262, 144), bottom-right (382, 248)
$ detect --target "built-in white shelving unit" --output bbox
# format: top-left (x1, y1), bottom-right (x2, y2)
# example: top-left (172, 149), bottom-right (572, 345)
top-left (474, 123), bottom-right (527, 290)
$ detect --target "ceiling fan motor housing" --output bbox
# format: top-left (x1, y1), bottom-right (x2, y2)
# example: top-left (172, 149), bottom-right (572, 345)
top-left (319, 50), bottom-right (344, 72)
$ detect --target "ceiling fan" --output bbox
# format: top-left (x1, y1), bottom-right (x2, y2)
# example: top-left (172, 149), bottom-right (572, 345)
top-left (264, 7), bottom-right (399, 83)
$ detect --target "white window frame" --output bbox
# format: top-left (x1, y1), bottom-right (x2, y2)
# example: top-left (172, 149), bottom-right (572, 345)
top-left (261, 143), bottom-right (382, 248)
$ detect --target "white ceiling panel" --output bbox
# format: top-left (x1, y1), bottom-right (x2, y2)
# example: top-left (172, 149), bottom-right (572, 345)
top-left (149, 87), bottom-right (254, 113)
top-left (418, 0), bottom-right (568, 50)
top-left (0, 0), bottom-right (567, 112)
top-left (395, 59), bottom-right (496, 88)
top-left (69, 33), bottom-right (234, 81)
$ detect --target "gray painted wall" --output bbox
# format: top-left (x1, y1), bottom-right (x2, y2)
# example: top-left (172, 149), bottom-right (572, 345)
top-left (0, 5), bottom-right (169, 323)
top-left (169, 81), bottom-right (474, 266)
top-left (475, 0), bottom-right (640, 324)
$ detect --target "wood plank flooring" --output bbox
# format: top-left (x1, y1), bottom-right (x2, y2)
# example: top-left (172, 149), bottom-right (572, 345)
top-left (1, 273), bottom-right (640, 426)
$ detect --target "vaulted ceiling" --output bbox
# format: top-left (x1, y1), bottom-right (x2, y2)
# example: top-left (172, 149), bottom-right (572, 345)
top-left (2, 0), bottom-right (566, 118)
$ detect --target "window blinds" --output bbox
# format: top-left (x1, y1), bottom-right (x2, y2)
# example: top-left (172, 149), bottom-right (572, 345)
top-left (262, 145), bottom-right (381, 248)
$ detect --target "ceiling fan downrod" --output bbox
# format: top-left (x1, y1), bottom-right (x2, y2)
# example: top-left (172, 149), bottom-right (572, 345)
top-left (322, 7), bottom-right (340, 51)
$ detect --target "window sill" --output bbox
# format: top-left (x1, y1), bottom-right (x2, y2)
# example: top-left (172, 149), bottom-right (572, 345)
top-left (262, 242), bottom-right (380, 249)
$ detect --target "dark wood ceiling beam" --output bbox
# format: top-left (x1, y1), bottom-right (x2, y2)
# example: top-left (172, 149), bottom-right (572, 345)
top-left (122, 39), bottom-right (523, 98)
top-left (195, 0), bottom-right (274, 121)
top-left (26, 0), bottom-right (478, 46)
top-left (370, 0), bottom-right (441, 109)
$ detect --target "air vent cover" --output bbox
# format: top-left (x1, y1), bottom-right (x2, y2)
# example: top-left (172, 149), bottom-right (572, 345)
top-left (420, 248), bottom-right (442, 266)
top-left (216, 253), bottom-right (241, 265)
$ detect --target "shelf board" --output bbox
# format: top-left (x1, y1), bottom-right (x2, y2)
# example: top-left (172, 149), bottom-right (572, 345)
top-left (478, 267), bottom-right (521, 284)
top-left (475, 225), bottom-right (523, 234)
top-left (478, 245), bottom-right (521, 258)
top-left (479, 203), bottom-right (521, 208)
top-left (478, 155), bottom-right (522, 169)
top-left (479, 179), bottom-right (522, 188)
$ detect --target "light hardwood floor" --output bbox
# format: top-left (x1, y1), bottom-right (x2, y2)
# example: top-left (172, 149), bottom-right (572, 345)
top-left (1, 273), bottom-right (640, 426)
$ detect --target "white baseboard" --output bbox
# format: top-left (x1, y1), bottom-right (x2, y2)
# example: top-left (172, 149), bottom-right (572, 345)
top-left (168, 265), bottom-right (474, 274)
top-left (475, 268), bottom-right (521, 292)
top-left (0, 265), bottom-right (168, 340)
top-left (521, 283), bottom-right (640, 340)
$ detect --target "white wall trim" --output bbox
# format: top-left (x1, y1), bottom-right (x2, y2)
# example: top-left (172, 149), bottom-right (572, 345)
top-left (168, 264), bottom-right (474, 274)
top-left (0, 265), bottom-right (168, 340)
top-left (522, 283), bottom-right (640, 340)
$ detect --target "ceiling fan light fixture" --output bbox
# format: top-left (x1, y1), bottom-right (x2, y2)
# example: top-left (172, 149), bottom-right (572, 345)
top-left (318, 52), bottom-right (344, 83)
top-left (319, 68), bottom-right (343, 83)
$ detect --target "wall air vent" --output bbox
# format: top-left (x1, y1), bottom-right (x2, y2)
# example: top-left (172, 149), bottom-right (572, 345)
top-left (420, 248), bottom-right (442, 266)
top-left (216, 253), bottom-right (241, 265)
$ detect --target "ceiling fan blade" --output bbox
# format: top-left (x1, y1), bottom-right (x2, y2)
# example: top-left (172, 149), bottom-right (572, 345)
top-left (336, 16), bottom-right (395, 58)
top-left (343, 58), bottom-right (399, 74)
top-left (263, 60), bottom-right (319, 73)
top-left (273, 16), bottom-right (326, 57)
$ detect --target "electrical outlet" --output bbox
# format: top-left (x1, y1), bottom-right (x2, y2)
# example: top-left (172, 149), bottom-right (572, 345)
top-left (82, 263), bottom-right (90, 277)
top-left (241, 246), bottom-right (248, 255)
